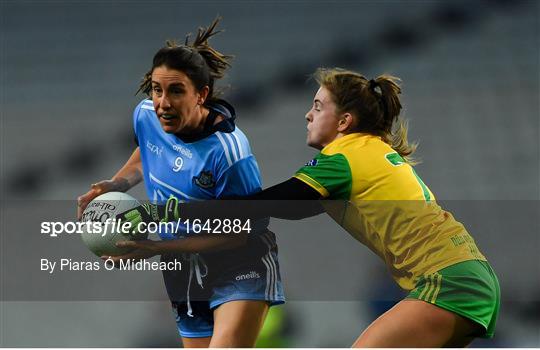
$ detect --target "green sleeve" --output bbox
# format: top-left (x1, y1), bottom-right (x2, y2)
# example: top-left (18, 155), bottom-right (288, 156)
top-left (294, 153), bottom-right (352, 199)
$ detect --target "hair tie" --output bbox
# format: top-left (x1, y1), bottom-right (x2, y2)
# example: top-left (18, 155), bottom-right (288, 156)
top-left (368, 79), bottom-right (388, 122)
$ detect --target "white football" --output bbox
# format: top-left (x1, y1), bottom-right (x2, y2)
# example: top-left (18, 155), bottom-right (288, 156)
top-left (80, 191), bottom-right (147, 257)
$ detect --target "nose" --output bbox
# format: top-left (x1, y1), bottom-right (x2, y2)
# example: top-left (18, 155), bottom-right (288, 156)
top-left (159, 93), bottom-right (171, 110)
top-left (305, 110), bottom-right (312, 122)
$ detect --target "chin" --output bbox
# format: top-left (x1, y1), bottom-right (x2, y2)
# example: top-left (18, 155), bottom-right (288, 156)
top-left (307, 139), bottom-right (322, 150)
top-left (160, 124), bottom-right (178, 134)
top-left (158, 119), bottom-right (179, 134)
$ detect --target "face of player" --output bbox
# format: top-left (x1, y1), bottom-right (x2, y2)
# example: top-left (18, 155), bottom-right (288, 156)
top-left (305, 86), bottom-right (342, 150)
top-left (151, 66), bottom-right (209, 134)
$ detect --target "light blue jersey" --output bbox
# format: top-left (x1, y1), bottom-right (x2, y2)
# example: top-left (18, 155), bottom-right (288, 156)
top-left (134, 99), bottom-right (266, 240)
top-left (133, 98), bottom-right (284, 337)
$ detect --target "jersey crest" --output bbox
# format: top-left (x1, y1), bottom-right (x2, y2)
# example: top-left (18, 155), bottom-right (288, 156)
top-left (193, 171), bottom-right (216, 189)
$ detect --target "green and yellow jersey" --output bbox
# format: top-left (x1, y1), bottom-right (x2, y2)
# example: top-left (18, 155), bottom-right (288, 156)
top-left (294, 133), bottom-right (486, 291)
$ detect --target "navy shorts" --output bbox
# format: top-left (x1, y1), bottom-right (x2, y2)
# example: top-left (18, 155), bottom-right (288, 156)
top-left (162, 231), bottom-right (285, 338)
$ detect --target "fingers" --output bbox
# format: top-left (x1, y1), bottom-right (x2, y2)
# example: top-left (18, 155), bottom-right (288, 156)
top-left (115, 240), bottom-right (137, 248)
top-left (115, 240), bottom-right (156, 253)
top-left (77, 180), bottom-right (116, 220)
top-left (77, 190), bottom-right (96, 220)
top-left (91, 180), bottom-right (115, 194)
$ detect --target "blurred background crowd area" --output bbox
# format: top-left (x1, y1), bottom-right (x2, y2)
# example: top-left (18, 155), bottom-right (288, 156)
top-left (1, 0), bottom-right (539, 347)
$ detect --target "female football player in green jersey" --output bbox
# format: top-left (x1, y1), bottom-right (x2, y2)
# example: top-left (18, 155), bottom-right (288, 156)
top-left (290, 68), bottom-right (500, 347)
top-left (117, 67), bottom-right (500, 347)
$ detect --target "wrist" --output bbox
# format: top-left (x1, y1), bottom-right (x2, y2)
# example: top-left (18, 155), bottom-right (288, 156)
top-left (111, 178), bottom-right (130, 192)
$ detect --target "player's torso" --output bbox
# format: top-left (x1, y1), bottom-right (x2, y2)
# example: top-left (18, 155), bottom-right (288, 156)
top-left (134, 100), bottom-right (269, 240)
top-left (322, 134), bottom-right (485, 290)
top-left (138, 126), bottom-right (220, 203)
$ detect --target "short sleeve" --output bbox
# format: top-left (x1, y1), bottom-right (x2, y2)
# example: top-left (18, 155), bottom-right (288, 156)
top-left (294, 153), bottom-right (352, 199)
top-left (133, 103), bottom-right (143, 145)
top-left (133, 99), bottom-right (152, 146)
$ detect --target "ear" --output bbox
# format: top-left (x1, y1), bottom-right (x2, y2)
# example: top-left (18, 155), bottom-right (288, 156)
top-left (337, 113), bottom-right (355, 133)
top-left (197, 86), bottom-right (210, 105)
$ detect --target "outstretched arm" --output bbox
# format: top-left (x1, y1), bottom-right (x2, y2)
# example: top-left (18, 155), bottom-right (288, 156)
top-left (178, 177), bottom-right (325, 220)
top-left (109, 178), bottom-right (325, 258)
top-left (121, 177), bottom-right (325, 223)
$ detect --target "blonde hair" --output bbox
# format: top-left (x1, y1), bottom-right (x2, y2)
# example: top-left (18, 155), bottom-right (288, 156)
top-left (313, 68), bottom-right (418, 164)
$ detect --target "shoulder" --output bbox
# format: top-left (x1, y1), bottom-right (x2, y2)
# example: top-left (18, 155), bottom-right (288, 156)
top-left (323, 134), bottom-right (394, 162)
top-left (133, 99), bottom-right (157, 132)
top-left (212, 127), bottom-right (253, 168)
top-left (134, 99), bottom-right (154, 116)
top-left (206, 99), bottom-right (254, 168)
top-left (133, 99), bottom-right (155, 122)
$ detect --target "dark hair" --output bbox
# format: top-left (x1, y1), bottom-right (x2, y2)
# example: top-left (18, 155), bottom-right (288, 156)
top-left (313, 68), bottom-right (418, 163)
top-left (137, 17), bottom-right (233, 103)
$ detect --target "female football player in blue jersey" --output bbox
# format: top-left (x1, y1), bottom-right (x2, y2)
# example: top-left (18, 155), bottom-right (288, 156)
top-left (113, 68), bottom-right (500, 347)
top-left (77, 18), bottom-right (284, 348)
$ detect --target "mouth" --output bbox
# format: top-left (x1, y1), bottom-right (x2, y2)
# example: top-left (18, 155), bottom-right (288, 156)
top-left (160, 114), bottom-right (178, 121)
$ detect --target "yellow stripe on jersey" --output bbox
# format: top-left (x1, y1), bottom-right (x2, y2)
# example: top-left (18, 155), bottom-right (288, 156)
top-left (294, 173), bottom-right (329, 197)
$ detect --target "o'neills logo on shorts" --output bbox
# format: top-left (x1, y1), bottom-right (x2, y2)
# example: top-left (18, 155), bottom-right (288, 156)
top-left (235, 271), bottom-right (261, 281)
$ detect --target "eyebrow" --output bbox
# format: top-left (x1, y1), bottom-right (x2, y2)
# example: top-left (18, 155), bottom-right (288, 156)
top-left (151, 81), bottom-right (186, 88)
top-left (314, 99), bottom-right (323, 105)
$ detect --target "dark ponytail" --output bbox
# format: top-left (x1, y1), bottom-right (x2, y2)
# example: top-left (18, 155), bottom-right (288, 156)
top-left (190, 18), bottom-right (231, 81)
top-left (137, 17), bottom-right (233, 104)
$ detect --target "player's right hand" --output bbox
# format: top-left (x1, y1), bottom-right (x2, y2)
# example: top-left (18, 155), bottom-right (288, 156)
top-left (77, 180), bottom-right (119, 220)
